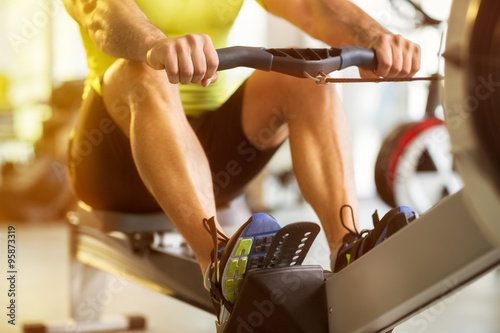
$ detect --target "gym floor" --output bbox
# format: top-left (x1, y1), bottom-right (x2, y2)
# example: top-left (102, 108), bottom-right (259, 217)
top-left (0, 198), bottom-right (499, 333)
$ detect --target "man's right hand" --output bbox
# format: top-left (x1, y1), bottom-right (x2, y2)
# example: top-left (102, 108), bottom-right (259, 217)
top-left (146, 34), bottom-right (219, 87)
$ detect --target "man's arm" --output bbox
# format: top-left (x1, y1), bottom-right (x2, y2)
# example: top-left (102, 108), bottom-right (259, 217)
top-left (259, 0), bottom-right (420, 78)
top-left (62, 0), bottom-right (218, 86)
top-left (62, 0), bottom-right (165, 62)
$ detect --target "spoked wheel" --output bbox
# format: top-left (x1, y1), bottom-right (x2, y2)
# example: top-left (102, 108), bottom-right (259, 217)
top-left (375, 117), bottom-right (463, 213)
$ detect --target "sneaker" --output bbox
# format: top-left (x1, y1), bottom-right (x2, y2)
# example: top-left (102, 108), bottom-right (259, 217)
top-left (331, 205), bottom-right (418, 273)
top-left (203, 213), bottom-right (281, 324)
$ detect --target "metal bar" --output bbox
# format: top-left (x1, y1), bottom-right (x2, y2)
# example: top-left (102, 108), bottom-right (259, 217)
top-left (72, 224), bottom-right (214, 313)
top-left (48, 317), bottom-right (129, 333)
top-left (70, 261), bottom-right (109, 321)
top-left (326, 190), bottom-right (500, 332)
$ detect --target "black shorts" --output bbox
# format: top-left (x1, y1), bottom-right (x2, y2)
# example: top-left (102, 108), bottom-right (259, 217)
top-left (67, 81), bottom-right (279, 213)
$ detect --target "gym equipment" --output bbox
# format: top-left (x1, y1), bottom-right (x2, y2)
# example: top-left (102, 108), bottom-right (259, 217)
top-left (374, 81), bottom-right (462, 213)
top-left (375, 0), bottom-right (457, 213)
top-left (388, 0), bottom-right (446, 28)
top-left (24, 45), bottom-right (379, 333)
top-left (23, 2), bottom-right (500, 330)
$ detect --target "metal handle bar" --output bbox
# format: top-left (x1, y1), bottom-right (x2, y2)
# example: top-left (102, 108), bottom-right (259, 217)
top-left (216, 46), bottom-right (377, 78)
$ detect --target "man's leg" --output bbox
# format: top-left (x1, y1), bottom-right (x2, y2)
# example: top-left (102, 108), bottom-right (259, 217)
top-left (101, 59), bottom-right (222, 273)
top-left (241, 70), bottom-right (359, 252)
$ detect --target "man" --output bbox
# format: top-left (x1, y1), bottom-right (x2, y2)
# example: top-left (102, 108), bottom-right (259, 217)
top-left (63, 0), bottom-right (420, 326)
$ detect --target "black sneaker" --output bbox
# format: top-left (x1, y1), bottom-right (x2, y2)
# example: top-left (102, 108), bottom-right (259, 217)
top-left (331, 205), bottom-right (418, 273)
top-left (204, 213), bottom-right (281, 325)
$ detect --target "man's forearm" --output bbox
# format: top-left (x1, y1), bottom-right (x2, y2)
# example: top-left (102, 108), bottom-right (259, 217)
top-left (62, 0), bottom-right (166, 62)
top-left (309, 0), bottom-right (389, 47)
top-left (262, 0), bottom-right (389, 47)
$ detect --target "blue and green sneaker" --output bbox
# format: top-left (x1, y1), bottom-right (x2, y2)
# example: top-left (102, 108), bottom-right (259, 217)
top-left (204, 213), bottom-right (281, 324)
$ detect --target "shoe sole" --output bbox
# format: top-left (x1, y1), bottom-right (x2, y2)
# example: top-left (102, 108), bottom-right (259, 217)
top-left (221, 230), bottom-right (278, 303)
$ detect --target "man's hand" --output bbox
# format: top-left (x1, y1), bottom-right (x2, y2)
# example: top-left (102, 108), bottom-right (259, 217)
top-left (359, 34), bottom-right (421, 79)
top-left (146, 34), bottom-right (219, 87)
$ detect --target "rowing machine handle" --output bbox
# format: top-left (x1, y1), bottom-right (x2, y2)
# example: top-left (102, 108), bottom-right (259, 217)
top-left (216, 46), bottom-right (377, 78)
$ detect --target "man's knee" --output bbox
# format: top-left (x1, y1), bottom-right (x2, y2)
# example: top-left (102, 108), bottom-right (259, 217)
top-left (104, 59), bottom-right (164, 97)
top-left (103, 59), bottom-right (180, 117)
top-left (101, 60), bottom-right (166, 134)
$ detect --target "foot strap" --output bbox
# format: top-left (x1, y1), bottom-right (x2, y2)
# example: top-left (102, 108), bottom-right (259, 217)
top-left (262, 222), bottom-right (320, 269)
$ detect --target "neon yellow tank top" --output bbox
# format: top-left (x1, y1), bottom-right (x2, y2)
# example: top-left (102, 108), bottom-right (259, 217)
top-left (80, 0), bottom-right (257, 116)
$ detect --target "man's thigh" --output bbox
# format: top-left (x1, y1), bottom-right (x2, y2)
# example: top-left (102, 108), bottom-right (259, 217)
top-left (68, 78), bottom-right (281, 212)
top-left (67, 86), bottom-right (161, 213)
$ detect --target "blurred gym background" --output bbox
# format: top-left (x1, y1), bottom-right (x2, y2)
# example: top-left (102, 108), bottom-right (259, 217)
top-left (0, 0), bottom-right (451, 221)
top-left (1, 0), bottom-right (499, 333)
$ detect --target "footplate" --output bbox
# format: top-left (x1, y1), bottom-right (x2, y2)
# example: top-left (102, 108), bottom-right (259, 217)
top-left (262, 222), bottom-right (320, 269)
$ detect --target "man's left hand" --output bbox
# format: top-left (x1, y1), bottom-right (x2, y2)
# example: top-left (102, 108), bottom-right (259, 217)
top-left (359, 34), bottom-right (421, 79)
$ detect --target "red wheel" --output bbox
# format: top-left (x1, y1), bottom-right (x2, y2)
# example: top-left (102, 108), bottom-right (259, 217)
top-left (374, 117), bottom-right (460, 212)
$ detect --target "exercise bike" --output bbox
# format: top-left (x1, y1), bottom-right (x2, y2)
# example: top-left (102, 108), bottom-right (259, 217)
top-left (23, 1), bottom-right (500, 331)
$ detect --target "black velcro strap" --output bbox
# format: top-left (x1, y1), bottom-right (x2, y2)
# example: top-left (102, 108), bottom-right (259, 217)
top-left (262, 222), bottom-right (320, 269)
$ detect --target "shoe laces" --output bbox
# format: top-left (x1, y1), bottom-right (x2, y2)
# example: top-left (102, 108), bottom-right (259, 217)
top-left (203, 217), bottom-right (235, 317)
top-left (340, 205), bottom-right (371, 241)
top-left (203, 217), bottom-right (229, 284)
top-left (203, 217), bottom-right (229, 244)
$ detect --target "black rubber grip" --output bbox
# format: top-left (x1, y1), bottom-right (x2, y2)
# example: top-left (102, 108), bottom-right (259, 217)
top-left (337, 46), bottom-right (378, 71)
top-left (216, 46), bottom-right (273, 72)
